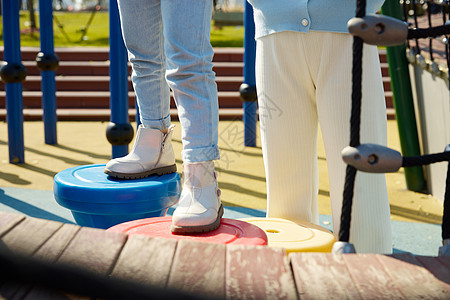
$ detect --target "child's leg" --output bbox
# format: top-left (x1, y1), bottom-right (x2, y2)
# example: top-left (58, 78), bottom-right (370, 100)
top-left (161, 1), bottom-right (221, 233)
top-left (312, 32), bottom-right (392, 253)
top-left (162, 0), bottom-right (219, 163)
top-left (105, 0), bottom-right (176, 179)
top-left (255, 31), bottom-right (320, 225)
top-left (117, 0), bottom-right (170, 129)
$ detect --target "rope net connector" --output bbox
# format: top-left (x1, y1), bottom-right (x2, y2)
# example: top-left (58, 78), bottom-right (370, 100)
top-left (332, 241), bottom-right (357, 254)
top-left (342, 144), bottom-right (403, 173)
top-left (347, 14), bottom-right (408, 46)
top-left (406, 47), bottom-right (419, 63)
top-left (429, 61), bottom-right (441, 77)
top-left (416, 53), bottom-right (428, 69)
top-left (439, 239), bottom-right (450, 256)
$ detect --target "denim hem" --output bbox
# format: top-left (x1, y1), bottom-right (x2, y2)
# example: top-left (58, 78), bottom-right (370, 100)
top-left (141, 113), bottom-right (171, 130)
top-left (181, 145), bottom-right (220, 163)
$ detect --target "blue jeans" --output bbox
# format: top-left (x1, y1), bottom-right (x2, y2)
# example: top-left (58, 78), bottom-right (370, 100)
top-left (117, 0), bottom-right (220, 162)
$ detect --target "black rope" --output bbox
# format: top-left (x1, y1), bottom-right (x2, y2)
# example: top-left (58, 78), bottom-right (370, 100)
top-left (407, 24), bottom-right (450, 40)
top-left (443, 161), bottom-right (450, 240)
top-left (402, 151), bottom-right (450, 167)
top-left (402, 0), bottom-right (411, 48)
top-left (412, 0), bottom-right (421, 52)
top-left (427, 3), bottom-right (434, 61)
top-left (339, 0), bottom-right (366, 243)
top-left (340, 166), bottom-right (357, 242)
top-left (445, 3), bottom-right (450, 71)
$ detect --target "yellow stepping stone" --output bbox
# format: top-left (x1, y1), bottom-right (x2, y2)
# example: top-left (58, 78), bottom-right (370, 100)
top-left (240, 217), bottom-right (335, 254)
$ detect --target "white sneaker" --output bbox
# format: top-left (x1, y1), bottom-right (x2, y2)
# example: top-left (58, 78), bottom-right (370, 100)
top-left (104, 125), bottom-right (177, 179)
top-left (171, 161), bottom-right (223, 234)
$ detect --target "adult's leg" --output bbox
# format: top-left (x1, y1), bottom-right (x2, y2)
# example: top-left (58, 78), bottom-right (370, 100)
top-left (255, 31), bottom-right (320, 225)
top-left (312, 32), bottom-right (392, 253)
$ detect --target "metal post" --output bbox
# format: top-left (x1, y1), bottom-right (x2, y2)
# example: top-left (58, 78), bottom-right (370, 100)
top-left (107, 0), bottom-right (133, 159)
top-left (381, 0), bottom-right (426, 192)
top-left (38, 0), bottom-right (58, 145)
top-left (1, 0), bottom-right (25, 164)
top-left (240, 2), bottom-right (257, 147)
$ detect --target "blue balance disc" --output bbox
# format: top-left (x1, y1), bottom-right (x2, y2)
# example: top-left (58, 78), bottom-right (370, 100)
top-left (54, 164), bottom-right (181, 229)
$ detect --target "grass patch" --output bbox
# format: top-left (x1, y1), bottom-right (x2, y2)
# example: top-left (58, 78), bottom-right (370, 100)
top-left (0, 11), bottom-right (244, 48)
top-left (211, 24), bottom-right (244, 47)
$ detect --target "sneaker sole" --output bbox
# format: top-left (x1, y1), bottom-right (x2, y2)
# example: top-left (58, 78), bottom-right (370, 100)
top-left (171, 204), bottom-right (224, 235)
top-left (104, 164), bottom-right (177, 180)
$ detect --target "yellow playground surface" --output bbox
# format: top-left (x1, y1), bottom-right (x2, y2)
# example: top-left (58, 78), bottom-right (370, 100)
top-left (0, 119), bottom-right (443, 225)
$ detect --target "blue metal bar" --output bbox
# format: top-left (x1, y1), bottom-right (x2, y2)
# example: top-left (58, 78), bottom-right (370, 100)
top-left (38, 0), bottom-right (58, 145)
top-left (243, 101), bottom-right (257, 146)
top-left (242, 2), bottom-right (257, 147)
top-left (109, 0), bottom-right (131, 158)
top-left (2, 0), bottom-right (25, 163)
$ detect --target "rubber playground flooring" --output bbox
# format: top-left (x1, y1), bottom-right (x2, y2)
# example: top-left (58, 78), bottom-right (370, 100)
top-left (0, 120), bottom-right (445, 256)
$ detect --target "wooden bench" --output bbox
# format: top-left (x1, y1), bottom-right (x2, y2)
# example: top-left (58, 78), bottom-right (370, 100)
top-left (1, 211), bottom-right (449, 299)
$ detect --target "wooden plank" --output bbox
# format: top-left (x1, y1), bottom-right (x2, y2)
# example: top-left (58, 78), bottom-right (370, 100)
top-left (0, 217), bottom-right (63, 300)
top-left (0, 212), bottom-right (24, 237)
top-left (290, 253), bottom-right (361, 300)
top-left (33, 223), bottom-right (81, 263)
top-left (342, 254), bottom-right (406, 300)
top-left (24, 288), bottom-right (87, 300)
top-left (23, 224), bottom-right (84, 300)
top-left (226, 245), bottom-right (297, 300)
top-left (437, 255), bottom-right (450, 270)
top-left (19, 227), bottom-right (127, 300)
top-left (167, 240), bottom-right (226, 299)
top-left (110, 235), bottom-right (177, 286)
top-left (0, 209), bottom-right (25, 286)
top-left (414, 255), bottom-right (450, 290)
top-left (1, 217), bottom-right (63, 257)
top-left (378, 253), bottom-right (450, 299)
top-left (57, 226), bottom-right (127, 275)
top-left (0, 281), bottom-right (33, 300)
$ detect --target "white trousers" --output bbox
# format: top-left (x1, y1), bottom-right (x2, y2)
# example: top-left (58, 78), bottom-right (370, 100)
top-left (255, 31), bottom-right (392, 253)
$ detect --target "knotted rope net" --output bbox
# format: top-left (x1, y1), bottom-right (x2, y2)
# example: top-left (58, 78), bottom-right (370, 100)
top-left (404, 0), bottom-right (449, 76)
top-left (340, 0), bottom-right (450, 247)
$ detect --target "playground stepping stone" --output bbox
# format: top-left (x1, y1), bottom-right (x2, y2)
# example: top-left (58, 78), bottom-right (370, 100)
top-left (240, 217), bottom-right (335, 254)
top-left (107, 217), bottom-right (268, 246)
top-left (54, 164), bottom-right (181, 229)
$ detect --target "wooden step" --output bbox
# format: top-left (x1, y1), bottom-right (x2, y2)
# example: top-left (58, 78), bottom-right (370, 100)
top-left (2, 47), bottom-right (388, 77)
top-left (2, 47), bottom-right (387, 63)
top-left (9, 76), bottom-right (391, 94)
top-left (0, 90), bottom-right (394, 112)
top-left (0, 47), bottom-right (245, 63)
top-left (0, 107), bottom-right (395, 121)
top-left (22, 61), bottom-right (245, 77)
top-left (4, 75), bottom-right (245, 93)
top-left (0, 47), bottom-right (394, 120)
top-left (383, 76), bottom-right (391, 92)
top-left (9, 75), bottom-right (391, 94)
top-left (381, 63), bottom-right (390, 77)
top-left (0, 108), bottom-right (245, 121)
top-left (378, 49), bottom-right (387, 63)
top-left (0, 91), bottom-right (243, 109)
